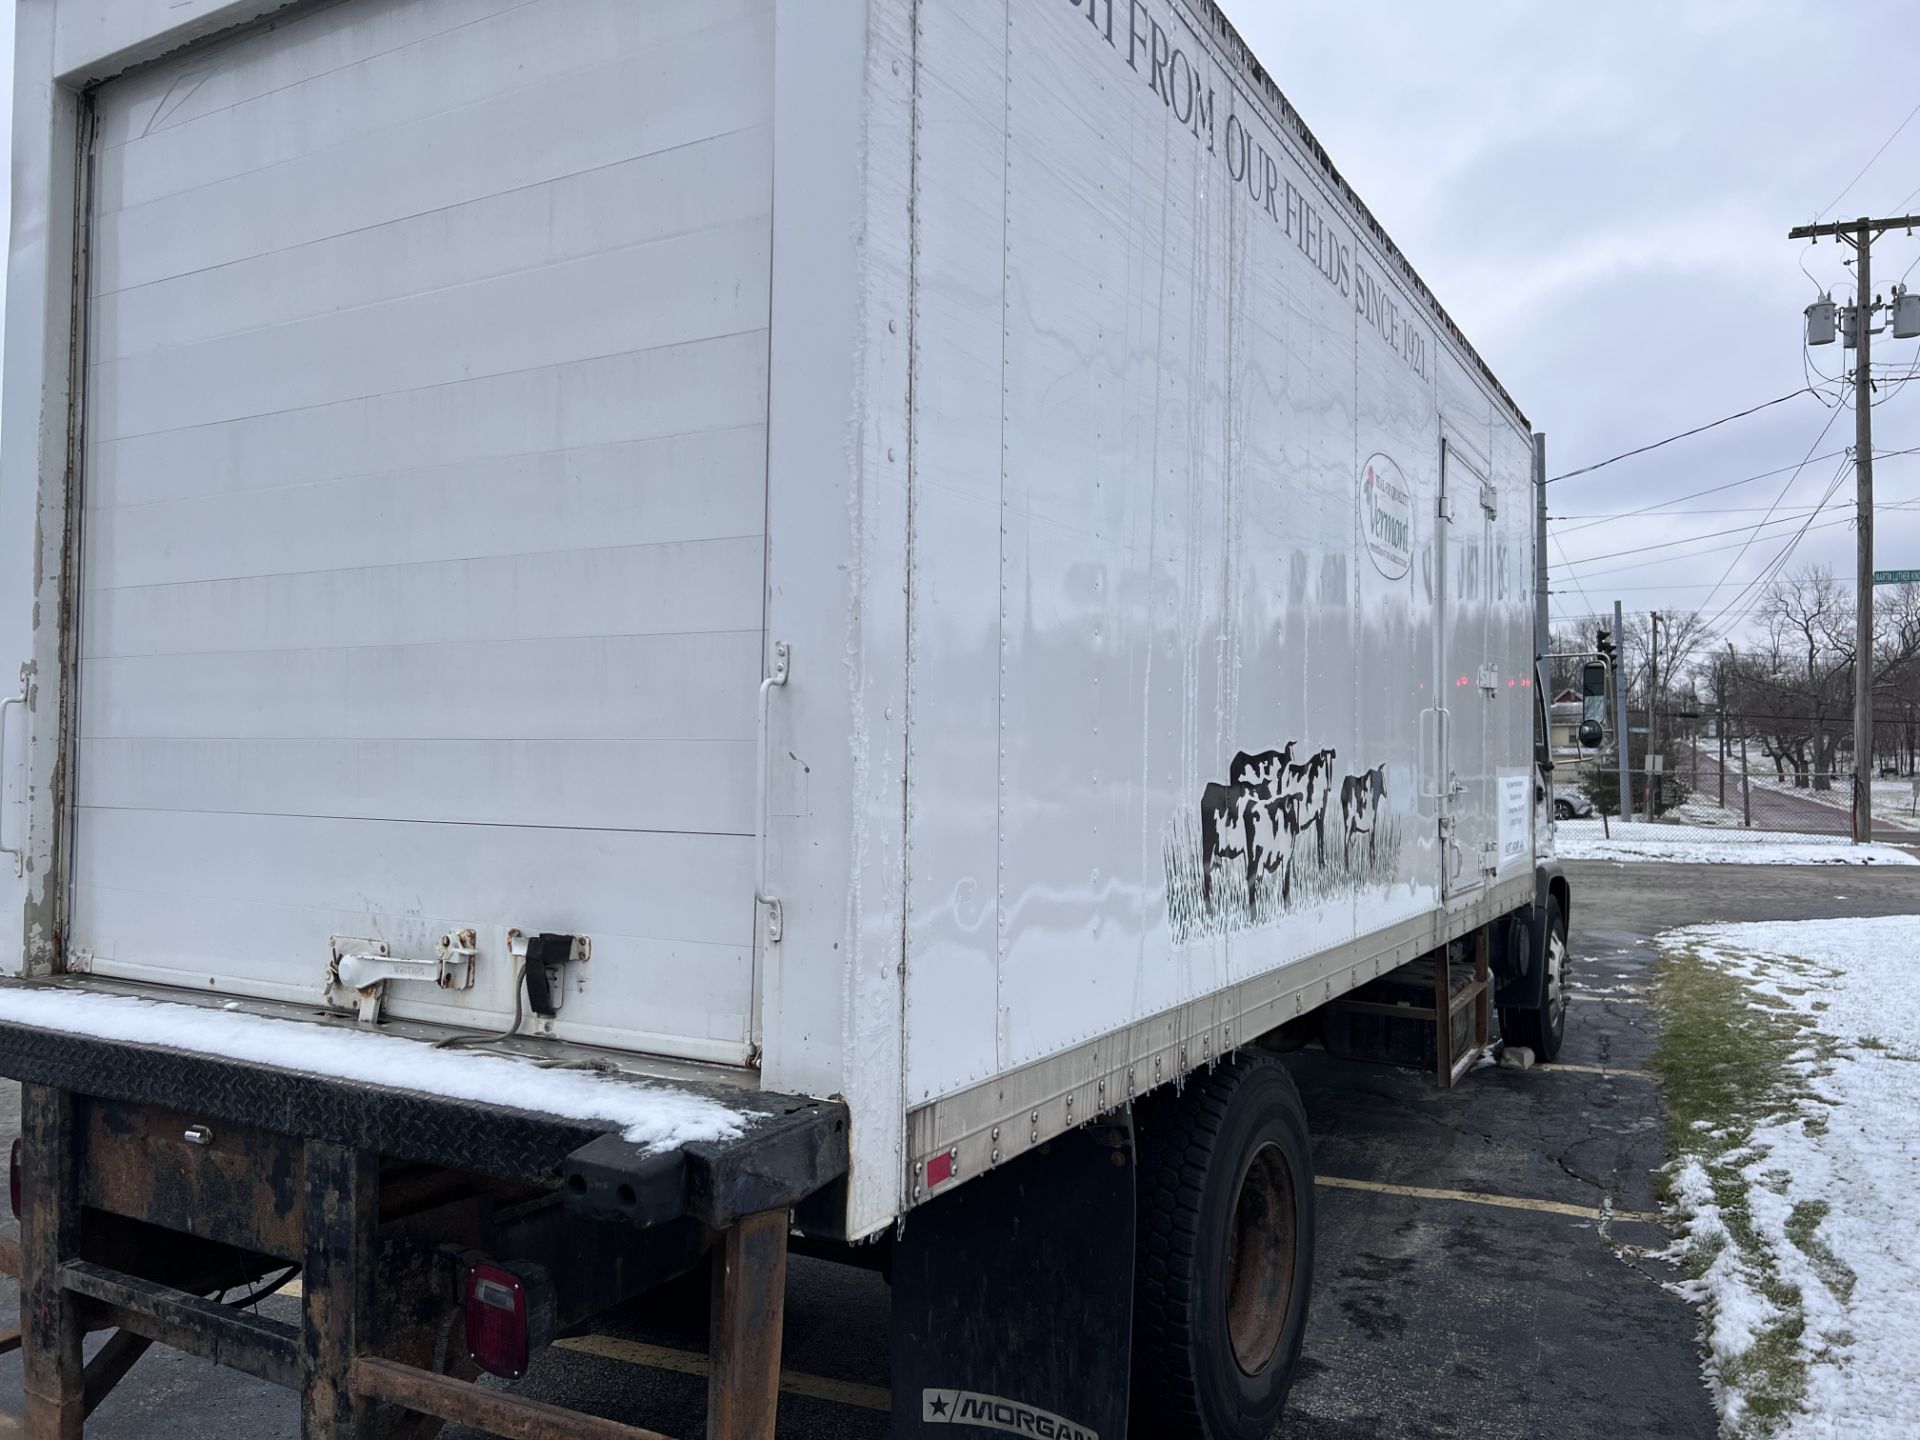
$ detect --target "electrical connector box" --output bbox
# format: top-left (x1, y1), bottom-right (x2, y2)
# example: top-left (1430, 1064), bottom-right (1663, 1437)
top-left (1806, 297), bottom-right (1837, 346)
top-left (1893, 289), bottom-right (1920, 341)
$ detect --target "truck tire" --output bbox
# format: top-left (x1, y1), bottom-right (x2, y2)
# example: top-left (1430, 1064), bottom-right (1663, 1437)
top-left (1130, 1053), bottom-right (1314, 1440)
top-left (1500, 893), bottom-right (1569, 1061)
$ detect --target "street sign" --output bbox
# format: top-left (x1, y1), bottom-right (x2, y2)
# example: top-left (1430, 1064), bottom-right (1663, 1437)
top-left (1873, 569), bottom-right (1920, 585)
top-left (1629, 726), bottom-right (1650, 734)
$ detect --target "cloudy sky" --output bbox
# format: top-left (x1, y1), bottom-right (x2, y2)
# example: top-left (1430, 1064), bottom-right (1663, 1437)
top-left (1, 4), bottom-right (1916, 648)
top-left (1223, 0), bottom-right (1920, 644)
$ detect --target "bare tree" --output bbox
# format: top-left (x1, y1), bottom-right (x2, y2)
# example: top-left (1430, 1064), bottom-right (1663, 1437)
top-left (1617, 609), bottom-right (1709, 714)
top-left (1750, 568), bottom-right (1851, 786)
top-left (1721, 569), bottom-right (1920, 786)
top-left (1871, 581), bottom-right (1920, 776)
top-left (1546, 617), bottom-right (1602, 695)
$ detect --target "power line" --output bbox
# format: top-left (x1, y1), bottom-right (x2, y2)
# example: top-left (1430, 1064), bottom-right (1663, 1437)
top-left (1698, 456), bottom-right (1854, 640)
top-left (1564, 511), bottom-right (1861, 583)
top-left (1701, 473), bottom-right (1850, 639)
top-left (1560, 580), bottom-right (1821, 593)
top-left (1547, 445), bottom-right (1884, 535)
top-left (1549, 445), bottom-right (1920, 539)
top-left (1549, 530), bottom-right (1600, 622)
top-left (1692, 401), bottom-right (1851, 619)
top-left (1546, 389), bottom-right (1816, 484)
top-left (1814, 97), bottom-right (1920, 221)
top-left (1548, 504), bottom-right (1920, 596)
top-left (1565, 468), bottom-right (1855, 638)
top-left (1549, 495), bottom-right (1920, 591)
top-left (1557, 506), bottom-right (1860, 572)
top-left (1556, 503), bottom-right (1856, 519)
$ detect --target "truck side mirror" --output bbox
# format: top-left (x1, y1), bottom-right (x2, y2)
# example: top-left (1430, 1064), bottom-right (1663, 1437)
top-left (1579, 661), bottom-right (1607, 748)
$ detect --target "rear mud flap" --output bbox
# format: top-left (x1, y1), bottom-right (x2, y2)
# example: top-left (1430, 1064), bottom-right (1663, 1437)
top-left (891, 1120), bottom-right (1134, 1440)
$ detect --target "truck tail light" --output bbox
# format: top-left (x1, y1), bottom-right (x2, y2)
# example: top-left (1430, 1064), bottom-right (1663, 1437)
top-left (8, 1139), bottom-right (19, 1219)
top-left (464, 1262), bottom-right (530, 1379)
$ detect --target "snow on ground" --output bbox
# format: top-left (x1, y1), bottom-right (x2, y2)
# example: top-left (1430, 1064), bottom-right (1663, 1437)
top-left (1869, 777), bottom-right (1920, 829)
top-left (1659, 917), bottom-right (1920, 1438)
top-left (0, 985), bottom-right (753, 1151)
top-left (1555, 820), bottom-right (1918, 866)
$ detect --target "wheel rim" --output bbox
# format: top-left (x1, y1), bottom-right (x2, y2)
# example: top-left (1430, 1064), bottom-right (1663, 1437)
top-left (1223, 1141), bottom-right (1297, 1376)
top-left (1545, 929), bottom-right (1568, 1031)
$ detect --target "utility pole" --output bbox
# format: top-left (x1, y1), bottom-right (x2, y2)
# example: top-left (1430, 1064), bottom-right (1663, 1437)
top-left (1852, 228), bottom-right (1873, 843)
top-left (1721, 640), bottom-right (1734, 810)
top-left (1691, 687), bottom-right (1699, 795)
top-left (1741, 734), bottom-right (1752, 828)
top-left (1787, 210), bottom-right (1920, 842)
top-left (1615, 599), bottom-right (1631, 822)
top-left (1645, 611), bottom-right (1660, 818)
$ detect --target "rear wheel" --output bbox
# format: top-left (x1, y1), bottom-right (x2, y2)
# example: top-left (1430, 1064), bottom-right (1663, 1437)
top-left (1553, 798), bottom-right (1577, 820)
top-left (1130, 1053), bottom-right (1315, 1439)
top-left (1500, 894), bottom-right (1569, 1061)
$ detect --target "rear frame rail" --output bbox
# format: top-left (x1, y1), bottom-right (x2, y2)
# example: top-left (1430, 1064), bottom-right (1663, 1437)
top-left (0, 1037), bottom-right (842, 1440)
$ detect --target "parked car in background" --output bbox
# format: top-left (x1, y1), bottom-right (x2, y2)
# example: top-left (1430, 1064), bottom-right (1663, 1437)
top-left (1555, 787), bottom-right (1596, 820)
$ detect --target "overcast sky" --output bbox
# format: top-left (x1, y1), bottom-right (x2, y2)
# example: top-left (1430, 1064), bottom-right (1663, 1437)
top-left (1222, 0), bottom-right (1920, 645)
top-left (2, 4), bottom-right (1916, 649)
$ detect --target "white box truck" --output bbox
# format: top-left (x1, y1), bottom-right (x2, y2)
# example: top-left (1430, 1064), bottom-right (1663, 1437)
top-left (0, 1), bottom-right (1572, 1436)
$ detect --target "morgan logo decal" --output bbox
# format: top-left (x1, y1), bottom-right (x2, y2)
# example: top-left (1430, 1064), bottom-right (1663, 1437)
top-left (1361, 453), bottom-right (1413, 580)
top-left (922, 1388), bottom-right (1098, 1440)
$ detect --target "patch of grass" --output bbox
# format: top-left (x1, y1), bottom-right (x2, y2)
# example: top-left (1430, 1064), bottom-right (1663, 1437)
top-left (1654, 944), bottom-right (1818, 1434)
top-left (1784, 1200), bottom-right (1856, 1304)
top-left (1653, 946), bottom-right (1804, 1162)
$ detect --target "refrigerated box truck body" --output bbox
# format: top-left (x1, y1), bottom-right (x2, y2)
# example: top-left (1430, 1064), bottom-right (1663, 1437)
top-left (0, 1), bottom-right (1569, 1435)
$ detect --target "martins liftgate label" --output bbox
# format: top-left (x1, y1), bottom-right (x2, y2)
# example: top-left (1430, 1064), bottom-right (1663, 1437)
top-left (1062, 0), bottom-right (1434, 384)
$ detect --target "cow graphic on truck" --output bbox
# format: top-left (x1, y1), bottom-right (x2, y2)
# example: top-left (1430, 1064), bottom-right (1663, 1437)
top-left (1197, 744), bottom-right (1393, 911)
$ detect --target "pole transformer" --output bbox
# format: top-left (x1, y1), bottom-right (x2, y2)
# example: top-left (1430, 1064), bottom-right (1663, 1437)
top-left (1788, 211), bottom-right (1920, 841)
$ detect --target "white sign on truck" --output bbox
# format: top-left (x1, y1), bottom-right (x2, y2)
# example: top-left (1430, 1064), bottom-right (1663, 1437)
top-left (0, 2), bottom-right (1569, 1437)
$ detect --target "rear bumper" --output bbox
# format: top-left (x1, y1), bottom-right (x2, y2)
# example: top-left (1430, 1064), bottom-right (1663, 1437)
top-left (0, 979), bottom-right (847, 1230)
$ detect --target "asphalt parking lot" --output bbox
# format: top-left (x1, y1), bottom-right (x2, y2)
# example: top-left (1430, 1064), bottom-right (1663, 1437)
top-left (2, 859), bottom-right (1915, 1437)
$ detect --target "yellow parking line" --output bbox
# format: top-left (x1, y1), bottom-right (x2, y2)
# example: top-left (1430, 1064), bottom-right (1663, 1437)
top-left (555, 1333), bottom-right (892, 1413)
top-left (1541, 1062), bottom-right (1651, 1080)
top-left (1315, 1174), bottom-right (1660, 1225)
top-left (277, 1173), bottom-right (1654, 1412)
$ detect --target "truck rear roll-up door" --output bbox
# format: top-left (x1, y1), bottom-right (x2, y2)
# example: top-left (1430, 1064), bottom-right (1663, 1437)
top-left (69, 0), bottom-right (775, 1065)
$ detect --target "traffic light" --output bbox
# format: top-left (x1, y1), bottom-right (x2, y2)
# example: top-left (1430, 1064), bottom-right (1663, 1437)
top-left (1595, 626), bottom-right (1615, 666)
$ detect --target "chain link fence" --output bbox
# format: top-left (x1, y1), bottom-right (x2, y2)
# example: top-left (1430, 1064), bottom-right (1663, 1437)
top-left (1553, 745), bottom-right (1920, 854)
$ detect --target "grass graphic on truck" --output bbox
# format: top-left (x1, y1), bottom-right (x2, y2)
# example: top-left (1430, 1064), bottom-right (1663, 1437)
top-left (1166, 743), bottom-right (1405, 945)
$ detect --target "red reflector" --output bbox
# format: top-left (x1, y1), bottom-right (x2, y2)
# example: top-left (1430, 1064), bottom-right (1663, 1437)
top-left (926, 1151), bottom-right (954, 1188)
top-left (464, 1263), bottom-right (529, 1379)
top-left (8, 1139), bottom-right (19, 1220)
